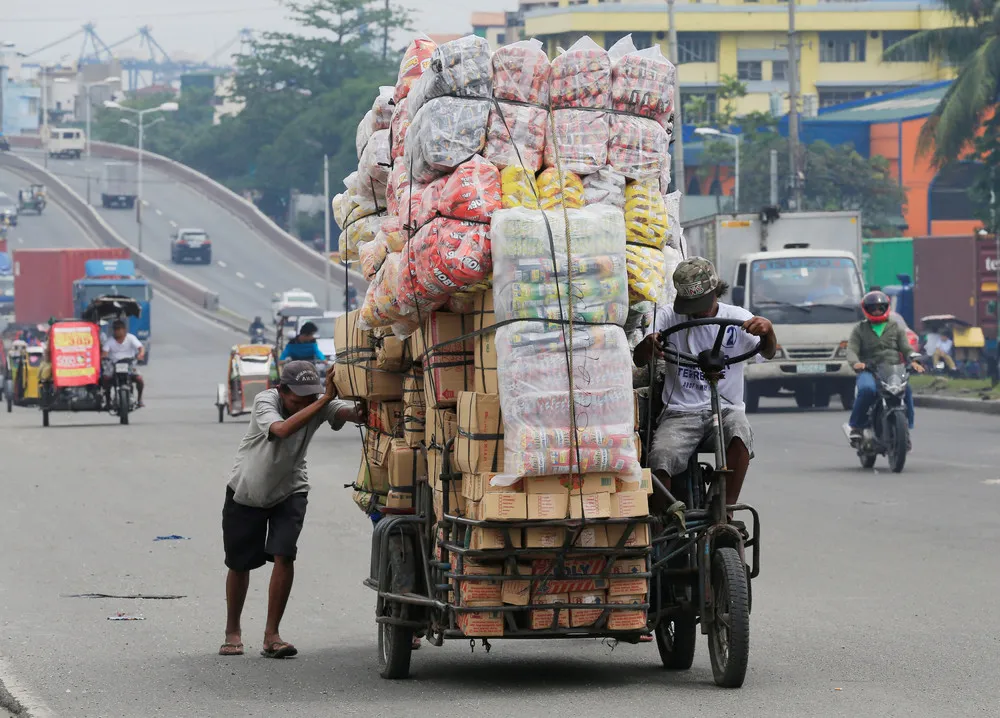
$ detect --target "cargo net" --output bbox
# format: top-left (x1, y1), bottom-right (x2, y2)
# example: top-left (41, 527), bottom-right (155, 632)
top-left (334, 32), bottom-right (692, 637)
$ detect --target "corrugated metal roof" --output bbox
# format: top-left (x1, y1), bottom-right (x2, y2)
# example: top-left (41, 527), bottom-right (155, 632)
top-left (811, 82), bottom-right (949, 123)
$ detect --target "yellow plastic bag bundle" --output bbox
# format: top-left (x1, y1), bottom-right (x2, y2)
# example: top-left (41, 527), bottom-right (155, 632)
top-left (624, 182), bottom-right (668, 249)
top-left (626, 244), bottom-right (667, 304)
top-left (501, 165), bottom-right (539, 209)
top-left (537, 167), bottom-right (584, 210)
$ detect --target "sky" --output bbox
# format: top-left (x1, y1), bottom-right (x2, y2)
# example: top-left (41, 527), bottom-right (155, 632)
top-left (3, 0), bottom-right (515, 66)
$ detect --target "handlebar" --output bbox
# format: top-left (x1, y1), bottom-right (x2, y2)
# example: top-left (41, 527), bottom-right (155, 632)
top-left (656, 317), bottom-right (762, 371)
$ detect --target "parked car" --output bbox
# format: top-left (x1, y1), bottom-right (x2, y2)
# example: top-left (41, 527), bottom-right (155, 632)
top-left (170, 228), bottom-right (212, 264)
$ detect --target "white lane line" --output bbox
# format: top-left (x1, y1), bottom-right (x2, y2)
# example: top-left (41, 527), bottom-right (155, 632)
top-left (217, 260), bottom-right (227, 268)
top-left (983, 479), bottom-right (1000, 485)
top-left (0, 655), bottom-right (55, 718)
top-left (16, 237), bottom-right (24, 244)
top-left (254, 281), bottom-right (265, 289)
top-left (169, 220), bottom-right (177, 228)
top-left (141, 200), bottom-right (150, 207)
top-left (235, 271), bottom-right (245, 279)
top-left (155, 208), bottom-right (163, 216)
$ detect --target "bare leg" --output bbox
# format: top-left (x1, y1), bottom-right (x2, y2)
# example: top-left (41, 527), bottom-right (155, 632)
top-left (134, 376), bottom-right (145, 405)
top-left (726, 438), bottom-right (751, 508)
top-left (264, 556), bottom-right (294, 647)
top-left (225, 569), bottom-right (250, 647)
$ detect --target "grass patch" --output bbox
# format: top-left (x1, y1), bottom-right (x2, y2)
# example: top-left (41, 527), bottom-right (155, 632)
top-left (910, 374), bottom-right (1000, 400)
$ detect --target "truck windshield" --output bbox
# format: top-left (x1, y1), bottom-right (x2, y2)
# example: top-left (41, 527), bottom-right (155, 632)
top-left (0, 275), bottom-right (13, 297)
top-left (79, 283), bottom-right (150, 304)
top-left (306, 317), bottom-right (335, 338)
top-left (750, 256), bottom-right (863, 324)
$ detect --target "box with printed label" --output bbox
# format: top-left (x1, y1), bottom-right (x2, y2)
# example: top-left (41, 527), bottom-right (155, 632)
top-left (527, 492), bottom-right (569, 520)
top-left (425, 408), bottom-right (458, 449)
top-left (367, 401), bottom-right (404, 436)
top-left (611, 491), bottom-right (649, 518)
top-left (570, 473), bottom-right (617, 495)
top-left (532, 556), bottom-right (608, 594)
top-left (384, 489), bottom-right (413, 511)
top-left (422, 312), bottom-right (472, 408)
top-left (530, 593), bottom-right (570, 629)
top-left (468, 526), bottom-right (522, 551)
top-left (402, 371), bottom-right (426, 447)
top-left (524, 526), bottom-right (567, 549)
top-left (524, 476), bottom-right (570, 494)
top-left (364, 429), bottom-right (393, 467)
top-left (472, 292), bottom-right (498, 394)
top-left (616, 468), bottom-right (653, 494)
top-left (475, 492), bottom-right (527, 521)
top-left (608, 558), bottom-right (649, 596)
top-left (461, 472), bottom-right (516, 501)
top-left (569, 590), bottom-right (607, 627)
top-left (606, 522), bottom-right (651, 548)
top-left (569, 492), bottom-right (612, 520)
top-left (387, 439), bottom-right (427, 490)
top-left (573, 525), bottom-right (609, 548)
top-left (375, 333), bottom-right (408, 372)
top-left (457, 560), bottom-right (503, 605)
top-left (454, 392), bottom-right (504, 474)
top-left (333, 310), bottom-right (371, 399)
top-left (457, 610), bottom-right (504, 636)
top-left (502, 562), bottom-right (532, 606)
top-left (355, 457), bottom-right (390, 498)
top-left (606, 594), bottom-right (647, 631)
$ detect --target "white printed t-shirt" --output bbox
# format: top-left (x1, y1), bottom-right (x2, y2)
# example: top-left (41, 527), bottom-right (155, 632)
top-left (103, 333), bottom-right (143, 362)
top-left (645, 303), bottom-right (761, 412)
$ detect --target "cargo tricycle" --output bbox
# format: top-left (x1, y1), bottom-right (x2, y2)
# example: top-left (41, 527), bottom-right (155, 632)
top-left (215, 343), bottom-right (278, 422)
top-left (6, 342), bottom-right (45, 412)
top-left (365, 317), bottom-right (761, 688)
top-left (17, 185), bottom-right (46, 215)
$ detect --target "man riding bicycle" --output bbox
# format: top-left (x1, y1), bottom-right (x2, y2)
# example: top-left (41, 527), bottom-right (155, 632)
top-left (634, 257), bottom-right (777, 510)
top-left (102, 319), bottom-right (146, 407)
top-left (846, 290), bottom-right (923, 444)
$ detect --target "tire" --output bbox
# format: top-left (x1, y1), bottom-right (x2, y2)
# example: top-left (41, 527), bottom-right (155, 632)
top-left (42, 409), bottom-right (49, 427)
top-left (377, 566), bottom-right (414, 680)
top-left (813, 390), bottom-right (831, 409)
top-left (744, 380), bottom-right (759, 414)
top-left (218, 404), bottom-right (225, 423)
top-left (707, 547), bottom-right (751, 688)
top-left (655, 611), bottom-right (697, 670)
top-left (840, 390), bottom-right (854, 411)
top-left (119, 389), bottom-right (130, 425)
top-left (859, 452), bottom-right (877, 469)
top-left (794, 387), bottom-right (814, 409)
top-left (887, 412), bottom-right (907, 473)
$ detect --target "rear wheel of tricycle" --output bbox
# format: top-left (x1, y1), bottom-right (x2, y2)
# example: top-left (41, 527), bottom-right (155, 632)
top-left (42, 409), bottom-right (49, 427)
top-left (377, 579), bottom-right (413, 679)
top-left (707, 547), bottom-right (750, 688)
top-left (655, 611), bottom-right (697, 670)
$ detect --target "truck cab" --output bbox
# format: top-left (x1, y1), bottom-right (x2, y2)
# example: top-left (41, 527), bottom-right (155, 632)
top-left (72, 259), bottom-right (153, 363)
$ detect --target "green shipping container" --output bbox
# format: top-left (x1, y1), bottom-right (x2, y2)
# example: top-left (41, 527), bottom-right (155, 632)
top-left (862, 237), bottom-right (913, 290)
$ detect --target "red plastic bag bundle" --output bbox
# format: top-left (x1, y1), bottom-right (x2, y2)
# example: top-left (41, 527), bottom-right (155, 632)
top-left (608, 115), bottom-right (669, 181)
top-left (493, 39), bottom-right (551, 105)
top-left (390, 97), bottom-right (410, 162)
top-left (544, 109), bottom-right (609, 176)
top-left (485, 103), bottom-right (548, 171)
top-left (395, 35), bottom-right (437, 103)
top-left (386, 162), bottom-right (409, 218)
top-left (435, 155), bottom-right (501, 223)
top-left (611, 46), bottom-right (676, 121)
top-left (407, 219), bottom-right (492, 307)
top-left (414, 178), bottom-right (445, 230)
top-left (550, 37), bottom-right (611, 110)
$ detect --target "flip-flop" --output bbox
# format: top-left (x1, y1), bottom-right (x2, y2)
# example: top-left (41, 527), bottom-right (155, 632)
top-left (260, 641), bottom-right (297, 659)
top-left (218, 642), bottom-right (244, 656)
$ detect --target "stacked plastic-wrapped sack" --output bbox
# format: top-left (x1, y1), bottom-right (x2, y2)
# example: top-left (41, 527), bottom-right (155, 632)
top-left (485, 39), bottom-right (550, 172)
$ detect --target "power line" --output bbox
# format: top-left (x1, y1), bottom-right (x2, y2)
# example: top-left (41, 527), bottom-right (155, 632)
top-left (4, 6), bottom-right (284, 23)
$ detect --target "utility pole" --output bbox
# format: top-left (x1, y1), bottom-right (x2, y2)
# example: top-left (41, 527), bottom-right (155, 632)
top-left (323, 154), bottom-right (332, 311)
top-left (770, 149), bottom-right (778, 206)
top-left (787, 0), bottom-right (803, 210)
top-left (668, 0), bottom-right (685, 205)
top-left (382, 0), bottom-right (390, 62)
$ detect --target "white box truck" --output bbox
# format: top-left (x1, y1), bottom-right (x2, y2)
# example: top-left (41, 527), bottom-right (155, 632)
top-left (684, 210), bottom-right (865, 412)
top-left (45, 127), bottom-right (85, 159)
top-left (100, 162), bottom-right (137, 209)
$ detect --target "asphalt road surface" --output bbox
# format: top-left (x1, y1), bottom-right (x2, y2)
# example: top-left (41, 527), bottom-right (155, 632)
top-left (14, 150), bottom-right (344, 321)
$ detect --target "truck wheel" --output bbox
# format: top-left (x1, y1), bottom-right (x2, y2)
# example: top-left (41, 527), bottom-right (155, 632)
top-left (794, 387), bottom-right (814, 409)
top-left (813, 390), bottom-right (831, 409)
top-left (744, 381), bottom-right (759, 414)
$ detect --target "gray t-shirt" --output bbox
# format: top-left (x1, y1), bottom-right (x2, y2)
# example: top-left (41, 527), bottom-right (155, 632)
top-left (227, 389), bottom-right (352, 508)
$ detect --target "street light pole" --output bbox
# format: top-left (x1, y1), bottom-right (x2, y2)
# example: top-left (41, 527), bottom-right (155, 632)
top-left (40, 69), bottom-right (48, 168)
top-left (667, 0), bottom-right (684, 204)
top-left (323, 153), bottom-right (332, 311)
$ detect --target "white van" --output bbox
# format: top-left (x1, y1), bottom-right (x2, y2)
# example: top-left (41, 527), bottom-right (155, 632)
top-left (46, 128), bottom-right (85, 159)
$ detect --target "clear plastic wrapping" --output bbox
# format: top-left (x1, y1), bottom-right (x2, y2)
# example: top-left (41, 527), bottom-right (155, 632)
top-left (608, 115), bottom-right (669, 181)
top-left (408, 35), bottom-right (493, 116)
top-left (666, 190), bottom-right (682, 249)
top-left (360, 250), bottom-right (406, 330)
top-left (626, 244), bottom-right (667, 305)
top-left (550, 37), bottom-right (611, 110)
top-left (405, 97), bottom-right (489, 184)
top-left (359, 231), bottom-right (389, 280)
top-left (583, 165), bottom-right (626, 209)
top-left (625, 182), bottom-right (668, 249)
top-left (390, 97), bottom-right (411, 162)
top-left (386, 162), bottom-right (409, 218)
top-left (356, 109), bottom-right (375, 161)
top-left (372, 85), bottom-right (394, 129)
top-left (611, 45), bottom-right (676, 121)
top-left (544, 109), bottom-right (609, 176)
top-left (492, 39), bottom-right (551, 104)
top-left (485, 103), bottom-right (548, 172)
top-left (500, 165), bottom-right (539, 209)
top-left (662, 246), bottom-right (684, 306)
top-left (537, 168), bottom-right (584, 210)
top-left (659, 151), bottom-right (673, 195)
top-left (342, 213), bottom-right (381, 263)
top-left (356, 129), bottom-right (390, 207)
top-left (395, 35), bottom-right (437, 103)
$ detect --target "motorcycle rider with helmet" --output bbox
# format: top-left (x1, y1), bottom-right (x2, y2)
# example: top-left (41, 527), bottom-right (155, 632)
top-left (249, 316), bottom-right (267, 344)
top-left (846, 290), bottom-right (923, 443)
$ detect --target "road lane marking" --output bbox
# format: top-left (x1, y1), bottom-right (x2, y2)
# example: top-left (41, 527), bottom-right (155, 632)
top-left (169, 220), bottom-right (177, 228)
top-left (983, 479), bottom-right (1000, 485)
top-left (142, 200), bottom-right (150, 207)
top-left (16, 237), bottom-right (24, 243)
top-left (235, 271), bottom-right (245, 279)
top-left (155, 208), bottom-right (162, 216)
top-left (255, 282), bottom-right (265, 289)
top-left (217, 260), bottom-right (227, 268)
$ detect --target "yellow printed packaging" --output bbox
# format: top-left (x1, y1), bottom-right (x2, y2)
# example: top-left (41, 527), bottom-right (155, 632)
top-left (626, 244), bottom-right (667, 304)
top-left (537, 167), bottom-right (584, 210)
top-left (624, 182), bottom-right (668, 249)
top-left (501, 165), bottom-right (539, 210)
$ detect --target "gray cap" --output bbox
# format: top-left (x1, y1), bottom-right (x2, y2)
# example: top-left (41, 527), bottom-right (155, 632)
top-left (673, 257), bottom-right (720, 315)
top-left (280, 360), bottom-right (324, 397)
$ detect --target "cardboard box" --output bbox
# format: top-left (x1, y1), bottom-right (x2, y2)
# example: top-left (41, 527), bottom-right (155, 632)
top-left (364, 429), bottom-right (393, 467)
top-left (524, 476), bottom-right (570, 494)
top-left (423, 312), bottom-right (472, 408)
top-left (384, 489), bottom-right (413, 511)
top-left (616, 468), bottom-right (653, 495)
top-left (611, 491), bottom-right (650, 518)
top-left (425, 408), bottom-right (458, 449)
top-left (387, 440), bottom-right (427, 489)
top-left (375, 334), bottom-right (408, 372)
top-left (357, 457), bottom-right (390, 495)
top-left (527, 492), bottom-right (569, 520)
top-left (468, 526), bottom-right (522, 551)
top-left (606, 595), bottom-right (647, 631)
top-left (472, 292), bottom-right (498, 394)
top-left (569, 492), bottom-right (612, 520)
top-left (427, 448), bottom-right (444, 488)
top-left (606, 522), bottom-right (651, 548)
top-left (368, 401), bottom-right (404, 437)
top-left (609, 558), bottom-right (648, 596)
top-left (530, 593), bottom-right (569, 629)
top-left (454, 392), bottom-right (504, 474)
top-left (403, 405), bottom-right (426, 448)
top-left (574, 525), bottom-right (609, 548)
top-left (462, 472), bottom-right (519, 502)
top-left (475, 492), bottom-right (527, 521)
top-left (524, 526), bottom-right (567, 549)
top-left (570, 473), bottom-right (617, 496)
top-left (532, 556), bottom-right (607, 594)
top-left (433, 482), bottom-right (465, 522)
top-left (569, 590), bottom-right (607, 627)
top-left (458, 560), bottom-right (503, 605)
top-left (502, 563), bottom-right (532, 606)
top-left (334, 310), bottom-right (370, 399)
top-left (457, 610), bottom-right (504, 637)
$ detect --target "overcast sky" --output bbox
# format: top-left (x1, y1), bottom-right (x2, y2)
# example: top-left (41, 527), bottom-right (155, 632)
top-left (4, 0), bottom-right (515, 65)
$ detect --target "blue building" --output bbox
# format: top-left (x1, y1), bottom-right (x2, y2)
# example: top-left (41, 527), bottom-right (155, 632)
top-left (1, 65), bottom-right (41, 136)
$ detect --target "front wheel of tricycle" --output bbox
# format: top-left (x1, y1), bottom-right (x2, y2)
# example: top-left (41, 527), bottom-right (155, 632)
top-left (655, 611), bottom-right (697, 670)
top-left (707, 547), bottom-right (750, 688)
top-left (42, 409), bottom-right (49, 427)
top-left (377, 573), bottom-right (413, 679)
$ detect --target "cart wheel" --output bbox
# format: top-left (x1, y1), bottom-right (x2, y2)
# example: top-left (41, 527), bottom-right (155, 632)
top-left (655, 611), bottom-right (697, 670)
top-left (859, 452), bottom-right (876, 469)
top-left (707, 547), bottom-right (750, 688)
top-left (42, 409), bottom-right (49, 427)
top-left (218, 404), bottom-right (225, 423)
top-left (377, 568), bottom-right (414, 679)
top-left (887, 412), bottom-right (907, 473)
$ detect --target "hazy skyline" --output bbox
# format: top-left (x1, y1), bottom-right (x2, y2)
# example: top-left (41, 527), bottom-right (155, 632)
top-left (4, 0), bottom-right (514, 65)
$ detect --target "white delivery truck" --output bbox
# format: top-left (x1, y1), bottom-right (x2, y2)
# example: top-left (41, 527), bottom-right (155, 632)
top-left (100, 162), bottom-right (138, 209)
top-left (45, 127), bottom-right (85, 159)
top-left (684, 210), bottom-right (865, 412)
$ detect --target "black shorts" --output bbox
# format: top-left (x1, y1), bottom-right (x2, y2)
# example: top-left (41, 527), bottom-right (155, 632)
top-left (222, 487), bottom-right (308, 572)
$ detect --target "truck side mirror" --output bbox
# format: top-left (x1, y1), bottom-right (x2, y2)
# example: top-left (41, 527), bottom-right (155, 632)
top-left (732, 286), bottom-right (745, 306)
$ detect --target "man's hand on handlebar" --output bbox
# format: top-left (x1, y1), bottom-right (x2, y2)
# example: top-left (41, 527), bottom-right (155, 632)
top-left (853, 362), bottom-right (866, 373)
top-left (742, 316), bottom-right (777, 360)
top-left (633, 333), bottom-right (666, 367)
top-left (910, 359), bottom-right (926, 374)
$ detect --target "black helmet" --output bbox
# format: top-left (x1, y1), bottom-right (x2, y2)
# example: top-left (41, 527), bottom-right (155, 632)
top-left (861, 290), bottom-right (891, 323)
top-left (254, 315), bottom-right (262, 323)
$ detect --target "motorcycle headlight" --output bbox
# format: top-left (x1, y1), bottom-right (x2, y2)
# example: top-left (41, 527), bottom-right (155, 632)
top-left (885, 381), bottom-right (906, 396)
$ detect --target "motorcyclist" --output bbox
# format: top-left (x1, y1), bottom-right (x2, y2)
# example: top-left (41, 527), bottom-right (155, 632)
top-left (846, 290), bottom-right (924, 443)
top-left (102, 319), bottom-right (146, 407)
top-left (279, 321), bottom-right (326, 364)
top-left (634, 257), bottom-right (777, 512)
top-left (249, 316), bottom-right (266, 341)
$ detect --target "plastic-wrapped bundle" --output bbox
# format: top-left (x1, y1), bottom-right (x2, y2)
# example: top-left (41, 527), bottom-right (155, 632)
top-left (413, 178), bottom-right (444, 229)
top-left (493, 39), bottom-right (551, 104)
top-left (356, 110), bottom-right (376, 160)
top-left (550, 37), bottom-right (611, 110)
top-left (608, 115), bottom-right (669, 181)
top-left (485, 103), bottom-right (548, 172)
top-left (544, 110), bottom-right (609, 176)
top-left (659, 151), bottom-right (672, 196)
top-left (383, 215), bottom-right (406, 253)
top-left (390, 97), bottom-right (411, 162)
top-left (625, 182), bottom-right (668, 249)
top-left (333, 189), bottom-right (358, 231)
top-left (405, 97), bottom-right (489, 184)
top-left (386, 162), bottom-right (409, 218)
top-left (359, 231), bottom-right (389, 281)
top-left (611, 46), bottom-right (676, 121)
top-left (360, 251), bottom-right (406, 330)
top-left (372, 86), bottom-right (394, 129)
top-left (665, 190), bottom-right (682, 249)
top-left (398, 219), bottom-right (491, 317)
top-left (435, 155), bottom-right (501, 222)
top-left (662, 246), bottom-right (683, 305)
top-left (395, 35), bottom-right (437, 103)
top-left (583, 166), bottom-right (626, 209)
top-left (356, 129), bottom-right (390, 207)
top-left (501, 166), bottom-right (539, 210)
top-left (537, 168), bottom-right (584, 210)
top-left (626, 244), bottom-right (667, 304)
top-left (342, 213), bottom-right (381, 263)
top-left (408, 35), bottom-right (492, 116)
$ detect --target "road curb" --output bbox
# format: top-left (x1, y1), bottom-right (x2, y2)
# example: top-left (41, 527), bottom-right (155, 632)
top-left (913, 395), bottom-right (1000, 415)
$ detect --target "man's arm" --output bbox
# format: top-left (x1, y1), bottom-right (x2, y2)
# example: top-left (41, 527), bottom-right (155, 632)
top-left (279, 344), bottom-right (292, 361)
top-left (131, 335), bottom-right (145, 362)
top-left (846, 324), bottom-right (863, 367)
top-left (742, 316), bottom-right (777, 360)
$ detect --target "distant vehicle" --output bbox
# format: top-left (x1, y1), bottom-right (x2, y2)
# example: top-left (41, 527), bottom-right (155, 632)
top-left (45, 127), bottom-right (85, 159)
top-left (72, 259), bottom-right (153, 363)
top-left (0, 193), bottom-right (18, 226)
top-left (0, 272), bottom-right (13, 320)
top-left (295, 311), bottom-right (341, 361)
top-left (170, 228), bottom-right (212, 264)
top-left (271, 289), bottom-right (319, 323)
top-left (0, 135), bottom-right (10, 152)
top-left (100, 163), bottom-right (137, 209)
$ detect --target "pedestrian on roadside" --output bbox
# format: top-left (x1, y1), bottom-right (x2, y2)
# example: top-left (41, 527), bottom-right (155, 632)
top-left (219, 360), bottom-right (364, 658)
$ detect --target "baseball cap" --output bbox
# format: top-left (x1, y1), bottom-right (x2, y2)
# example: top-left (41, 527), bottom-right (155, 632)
top-left (673, 257), bottom-right (720, 315)
top-left (280, 361), bottom-right (325, 396)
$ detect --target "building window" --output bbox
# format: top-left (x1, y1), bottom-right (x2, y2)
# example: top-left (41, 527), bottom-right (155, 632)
top-left (818, 90), bottom-right (868, 108)
top-left (820, 32), bottom-right (867, 63)
top-left (883, 31), bottom-right (929, 62)
top-left (772, 60), bottom-right (788, 81)
top-left (678, 33), bottom-right (717, 64)
top-left (681, 92), bottom-right (717, 124)
top-left (496, 33), bottom-right (506, 45)
top-left (929, 162), bottom-right (980, 221)
top-left (737, 61), bottom-right (763, 82)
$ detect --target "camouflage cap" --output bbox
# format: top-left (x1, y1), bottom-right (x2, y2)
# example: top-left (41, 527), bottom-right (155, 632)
top-left (673, 257), bottom-right (720, 315)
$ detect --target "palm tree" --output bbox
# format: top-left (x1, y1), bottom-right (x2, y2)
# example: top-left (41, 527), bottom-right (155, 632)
top-left (887, 0), bottom-right (1000, 165)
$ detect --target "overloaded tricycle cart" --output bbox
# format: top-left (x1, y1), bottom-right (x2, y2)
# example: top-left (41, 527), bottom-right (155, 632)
top-left (365, 318), bottom-right (761, 688)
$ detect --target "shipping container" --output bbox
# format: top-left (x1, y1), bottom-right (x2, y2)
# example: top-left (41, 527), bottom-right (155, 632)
top-left (12, 247), bottom-right (131, 324)
top-left (862, 237), bottom-right (913, 290)
top-left (912, 235), bottom-right (998, 338)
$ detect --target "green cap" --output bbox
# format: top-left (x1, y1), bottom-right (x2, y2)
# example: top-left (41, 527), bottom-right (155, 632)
top-left (673, 257), bottom-right (720, 315)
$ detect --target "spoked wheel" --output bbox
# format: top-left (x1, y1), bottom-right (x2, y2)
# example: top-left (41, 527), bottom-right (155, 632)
top-left (377, 580), bottom-right (414, 679)
top-left (707, 547), bottom-right (751, 688)
top-left (887, 412), bottom-right (908, 473)
top-left (655, 610), bottom-right (697, 670)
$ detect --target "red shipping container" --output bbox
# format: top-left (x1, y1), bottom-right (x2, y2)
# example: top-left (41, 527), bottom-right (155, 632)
top-left (12, 247), bottom-right (131, 324)
top-left (913, 235), bottom-right (998, 339)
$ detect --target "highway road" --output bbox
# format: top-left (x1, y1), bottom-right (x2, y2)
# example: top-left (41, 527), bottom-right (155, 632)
top-left (15, 150), bottom-right (345, 322)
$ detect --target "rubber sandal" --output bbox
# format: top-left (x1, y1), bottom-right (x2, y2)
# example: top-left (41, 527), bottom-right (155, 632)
top-left (218, 642), bottom-right (244, 656)
top-left (411, 636), bottom-right (421, 650)
top-left (260, 641), bottom-right (298, 659)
